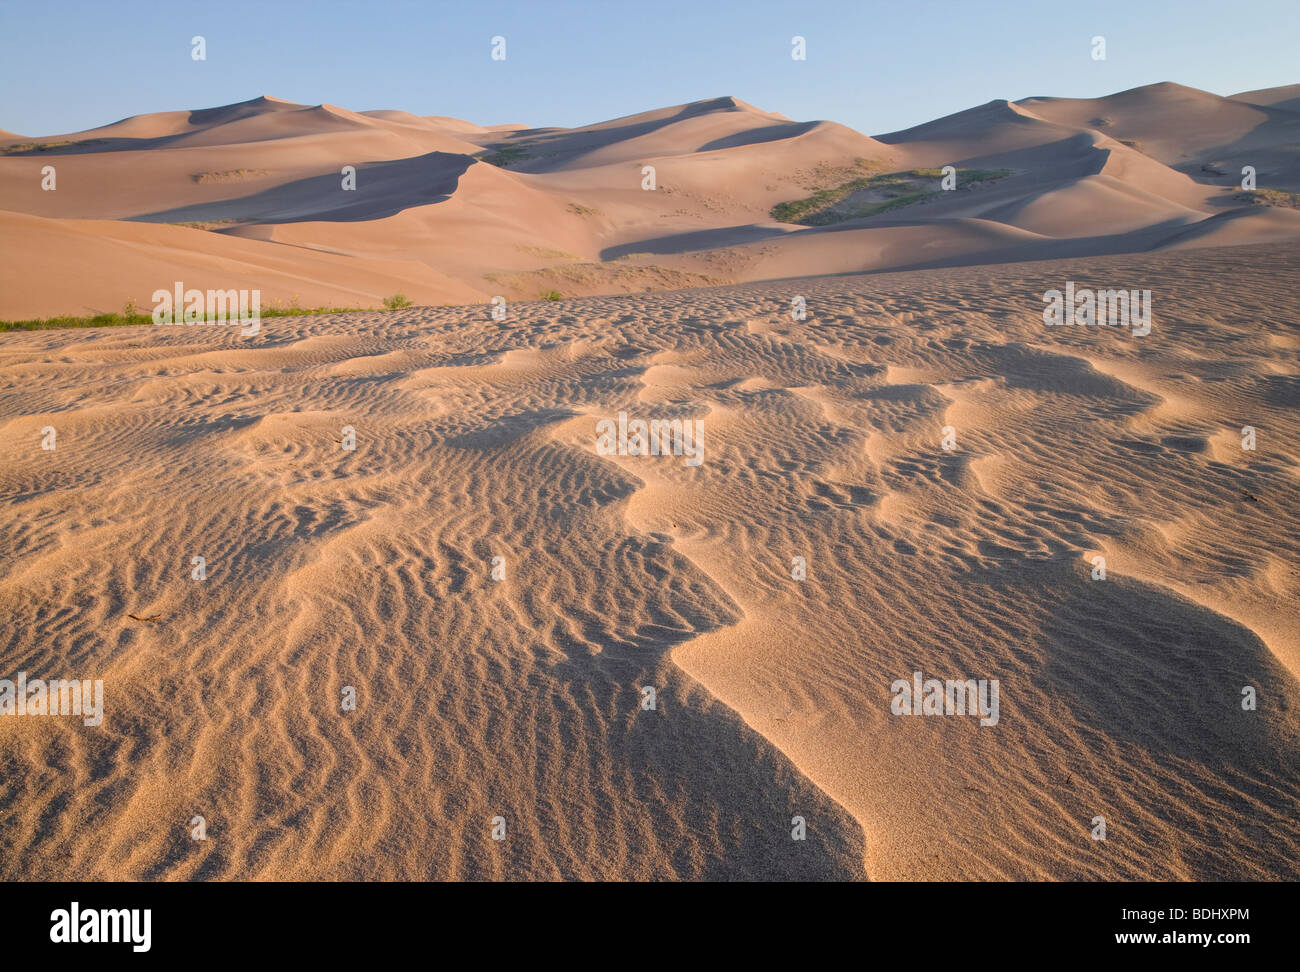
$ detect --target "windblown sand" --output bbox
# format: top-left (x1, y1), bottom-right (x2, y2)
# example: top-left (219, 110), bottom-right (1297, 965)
top-left (4, 83), bottom-right (1299, 319)
top-left (1, 242), bottom-right (1298, 880)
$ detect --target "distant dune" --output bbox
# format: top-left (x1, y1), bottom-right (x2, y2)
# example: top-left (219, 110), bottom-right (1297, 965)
top-left (2, 82), bottom-right (1298, 318)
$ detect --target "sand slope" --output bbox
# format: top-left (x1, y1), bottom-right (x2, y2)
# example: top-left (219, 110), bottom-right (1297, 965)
top-left (1, 242), bottom-right (1297, 880)
top-left (3, 83), bottom-right (1298, 318)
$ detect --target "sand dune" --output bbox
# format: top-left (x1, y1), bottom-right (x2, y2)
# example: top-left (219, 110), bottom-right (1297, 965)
top-left (1231, 83), bottom-right (1300, 113)
top-left (2, 78), bottom-right (1298, 882)
top-left (3, 82), bottom-right (1298, 319)
top-left (1, 241), bottom-right (1297, 880)
top-left (0, 209), bottom-right (480, 319)
top-left (1018, 83), bottom-right (1289, 165)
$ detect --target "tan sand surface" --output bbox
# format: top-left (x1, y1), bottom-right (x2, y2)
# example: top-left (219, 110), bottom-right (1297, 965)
top-left (3, 83), bottom-right (1299, 319)
top-left (1, 242), bottom-right (1296, 879)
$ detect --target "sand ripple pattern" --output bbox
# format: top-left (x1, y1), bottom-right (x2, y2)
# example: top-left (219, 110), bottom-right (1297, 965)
top-left (1, 243), bottom-right (1298, 880)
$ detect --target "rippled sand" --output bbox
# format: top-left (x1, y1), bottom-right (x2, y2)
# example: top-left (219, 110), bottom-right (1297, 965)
top-left (2, 242), bottom-right (1297, 880)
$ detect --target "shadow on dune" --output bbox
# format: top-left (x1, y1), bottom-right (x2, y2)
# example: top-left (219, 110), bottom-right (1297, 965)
top-left (743, 214), bottom-right (1222, 281)
top-left (134, 151), bottom-right (474, 225)
top-left (1172, 112), bottom-right (1300, 189)
top-left (0, 131), bottom-right (203, 156)
top-left (965, 557), bottom-right (1300, 879)
top-left (601, 223), bottom-right (793, 259)
top-left (481, 96), bottom-right (779, 173)
top-left (695, 119), bottom-right (821, 152)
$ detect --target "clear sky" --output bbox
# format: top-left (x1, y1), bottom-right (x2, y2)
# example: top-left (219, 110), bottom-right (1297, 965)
top-left (1, 0), bottom-right (1295, 137)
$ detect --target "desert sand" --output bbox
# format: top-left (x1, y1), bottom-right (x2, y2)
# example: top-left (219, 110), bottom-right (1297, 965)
top-left (1, 80), bottom-right (1298, 881)
top-left (1, 238), bottom-right (1298, 880)
top-left (3, 82), bottom-right (1300, 319)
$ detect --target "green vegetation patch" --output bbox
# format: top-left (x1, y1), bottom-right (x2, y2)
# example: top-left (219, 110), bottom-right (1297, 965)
top-left (167, 219), bottom-right (244, 231)
top-left (193, 169), bottom-right (273, 184)
top-left (0, 306), bottom-right (376, 333)
top-left (1, 138), bottom-right (106, 155)
top-left (517, 245), bottom-right (581, 260)
top-left (1240, 188), bottom-right (1300, 209)
top-left (771, 166), bottom-right (1012, 226)
top-left (474, 144), bottom-right (532, 167)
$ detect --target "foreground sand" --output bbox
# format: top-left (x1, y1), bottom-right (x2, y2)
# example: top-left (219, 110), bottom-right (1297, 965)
top-left (1, 242), bottom-right (1298, 880)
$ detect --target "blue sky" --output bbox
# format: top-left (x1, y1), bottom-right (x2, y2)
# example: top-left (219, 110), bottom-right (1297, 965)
top-left (1, 0), bottom-right (1295, 137)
